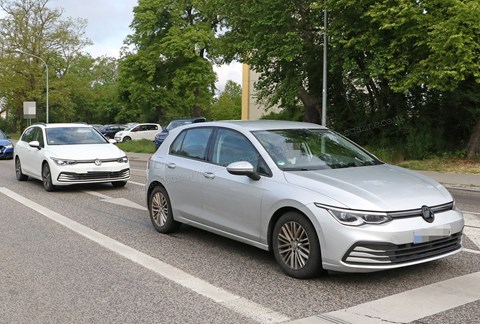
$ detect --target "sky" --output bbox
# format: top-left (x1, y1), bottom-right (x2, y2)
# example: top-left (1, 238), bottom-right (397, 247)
top-left (48, 0), bottom-right (242, 92)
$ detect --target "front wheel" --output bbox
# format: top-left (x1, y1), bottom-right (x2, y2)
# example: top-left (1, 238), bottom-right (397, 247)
top-left (148, 186), bottom-right (180, 233)
top-left (272, 211), bottom-right (323, 279)
top-left (42, 163), bottom-right (56, 192)
top-left (123, 136), bottom-right (131, 142)
top-left (15, 158), bottom-right (28, 181)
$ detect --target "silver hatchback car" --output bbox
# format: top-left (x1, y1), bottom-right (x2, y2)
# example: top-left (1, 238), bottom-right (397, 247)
top-left (146, 120), bottom-right (464, 278)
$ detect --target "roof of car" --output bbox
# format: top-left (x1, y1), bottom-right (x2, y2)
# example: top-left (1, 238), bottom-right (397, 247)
top-left (40, 123), bottom-right (93, 128)
top-left (190, 120), bottom-right (327, 131)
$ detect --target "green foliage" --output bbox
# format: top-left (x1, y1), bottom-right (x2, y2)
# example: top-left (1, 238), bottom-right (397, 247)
top-left (116, 139), bottom-right (156, 154)
top-left (207, 80), bottom-right (242, 120)
top-left (117, 0), bottom-right (218, 123)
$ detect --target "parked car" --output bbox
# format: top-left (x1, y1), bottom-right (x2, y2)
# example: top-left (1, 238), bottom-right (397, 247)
top-left (146, 120), bottom-right (464, 279)
top-left (114, 123), bottom-right (161, 142)
top-left (0, 129), bottom-right (14, 159)
top-left (15, 123), bottom-right (130, 191)
top-left (100, 124), bottom-right (127, 139)
top-left (154, 117), bottom-right (206, 149)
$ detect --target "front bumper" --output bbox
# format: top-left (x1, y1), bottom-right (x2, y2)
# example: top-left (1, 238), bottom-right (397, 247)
top-left (0, 147), bottom-right (13, 160)
top-left (50, 161), bottom-right (130, 185)
top-left (310, 205), bottom-right (464, 273)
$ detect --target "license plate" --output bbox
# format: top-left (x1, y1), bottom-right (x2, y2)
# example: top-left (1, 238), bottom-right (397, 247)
top-left (413, 226), bottom-right (451, 244)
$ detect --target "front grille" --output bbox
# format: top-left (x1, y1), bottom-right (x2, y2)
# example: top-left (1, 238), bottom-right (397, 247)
top-left (343, 231), bottom-right (462, 265)
top-left (57, 168), bottom-right (130, 182)
top-left (388, 202), bottom-right (454, 219)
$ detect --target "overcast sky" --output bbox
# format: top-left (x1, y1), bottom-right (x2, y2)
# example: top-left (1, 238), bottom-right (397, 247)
top-left (24, 0), bottom-right (242, 92)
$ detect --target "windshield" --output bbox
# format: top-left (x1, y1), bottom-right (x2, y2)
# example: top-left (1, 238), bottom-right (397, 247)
top-left (253, 129), bottom-right (382, 170)
top-left (46, 127), bottom-right (109, 145)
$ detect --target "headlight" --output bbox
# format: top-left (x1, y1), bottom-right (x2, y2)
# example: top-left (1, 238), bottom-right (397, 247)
top-left (117, 156), bottom-right (128, 163)
top-left (5, 144), bottom-right (13, 149)
top-left (52, 158), bottom-right (77, 166)
top-left (315, 204), bottom-right (392, 226)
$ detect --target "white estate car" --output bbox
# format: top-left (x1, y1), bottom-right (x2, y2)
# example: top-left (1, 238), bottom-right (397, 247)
top-left (114, 123), bottom-right (161, 142)
top-left (15, 123), bottom-right (130, 191)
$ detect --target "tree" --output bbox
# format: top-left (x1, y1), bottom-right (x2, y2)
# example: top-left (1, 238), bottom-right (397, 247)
top-left (217, 0), bottom-right (326, 123)
top-left (118, 0), bottom-right (218, 122)
top-left (0, 0), bottom-right (92, 129)
top-left (208, 80), bottom-right (241, 120)
top-left (217, 0), bottom-right (480, 158)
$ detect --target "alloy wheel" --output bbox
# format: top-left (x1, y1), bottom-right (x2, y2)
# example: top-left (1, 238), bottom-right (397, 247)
top-left (277, 221), bottom-right (310, 270)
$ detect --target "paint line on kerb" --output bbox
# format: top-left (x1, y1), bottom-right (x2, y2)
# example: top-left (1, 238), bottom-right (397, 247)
top-left (0, 187), bottom-right (290, 323)
top-left (317, 271), bottom-right (480, 324)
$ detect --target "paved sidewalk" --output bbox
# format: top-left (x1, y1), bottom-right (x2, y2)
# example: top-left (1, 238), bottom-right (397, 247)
top-left (127, 152), bottom-right (480, 191)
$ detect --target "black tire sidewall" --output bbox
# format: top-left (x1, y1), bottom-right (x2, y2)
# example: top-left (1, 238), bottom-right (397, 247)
top-left (149, 186), bottom-right (179, 233)
top-left (42, 163), bottom-right (55, 192)
top-left (272, 211), bottom-right (322, 279)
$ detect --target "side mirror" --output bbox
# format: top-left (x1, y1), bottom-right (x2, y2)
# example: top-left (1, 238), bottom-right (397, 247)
top-left (28, 140), bottom-right (41, 149)
top-left (227, 161), bottom-right (261, 181)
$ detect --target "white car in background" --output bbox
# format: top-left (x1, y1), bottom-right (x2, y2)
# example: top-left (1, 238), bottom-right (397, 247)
top-left (15, 123), bottom-right (130, 191)
top-left (114, 123), bottom-right (161, 142)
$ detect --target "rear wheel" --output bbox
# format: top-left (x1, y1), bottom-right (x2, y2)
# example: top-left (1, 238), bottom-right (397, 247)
top-left (15, 158), bottom-right (28, 181)
top-left (148, 186), bottom-right (180, 233)
top-left (272, 211), bottom-right (323, 279)
top-left (42, 163), bottom-right (55, 192)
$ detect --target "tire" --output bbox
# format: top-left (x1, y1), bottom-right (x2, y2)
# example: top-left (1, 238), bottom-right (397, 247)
top-left (112, 181), bottom-right (127, 188)
top-left (272, 211), bottom-right (323, 279)
top-left (148, 186), bottom-right (180, 233)
top-left (42, 162), bottom-right (56, 192)
top-left (15, 158), bottom-right (28, 181)
top-left (123, 136), bottom-right (131, 142)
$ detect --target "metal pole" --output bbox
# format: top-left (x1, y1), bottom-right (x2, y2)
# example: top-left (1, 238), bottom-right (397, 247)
top-left (321, 5), bottom-right (328, 127)
top-left (16, 50), bottom-right (49, 123)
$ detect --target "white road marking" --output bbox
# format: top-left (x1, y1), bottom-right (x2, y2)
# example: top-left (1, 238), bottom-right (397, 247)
top-left (464, 211), bottom-right (480, 216)
top-left (0, 187), bottom-right (290, 323)
top-left (287, 272), bottom-right (480, 324)
top-left (463, 248), bottom-right (480, 255)
top-left (127, 180), bottom-right (145, 187)
top-left (464, 213), bottom-right (480, 249)
top-left (83, 190), bottom-right (111, 199)
top-left (83, 190), bottom-right (147, 211)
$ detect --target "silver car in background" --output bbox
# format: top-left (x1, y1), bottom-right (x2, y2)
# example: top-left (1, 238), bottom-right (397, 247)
top-left (146, 120), bottom-right (464, 278)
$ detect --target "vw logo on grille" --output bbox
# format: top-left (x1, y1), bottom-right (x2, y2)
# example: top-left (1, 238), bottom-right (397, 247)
top-left (421, 205), bottom-right (435, 223)
top-left (94, 159), bottom-right (102, 166)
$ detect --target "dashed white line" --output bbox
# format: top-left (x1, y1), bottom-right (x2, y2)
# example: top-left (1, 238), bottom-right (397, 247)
top-left (127, 180), bottom-right (145, 187)
top-left (0, 187), bottom-right (290, 323)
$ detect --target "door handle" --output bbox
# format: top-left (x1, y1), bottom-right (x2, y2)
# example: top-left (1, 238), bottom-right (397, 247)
top-left (167, 163), bottom-right (176, 169)
top-left (203, 172), bottom-right (215, 179)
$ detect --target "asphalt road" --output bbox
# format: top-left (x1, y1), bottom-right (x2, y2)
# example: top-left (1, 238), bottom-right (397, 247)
top-left (0, 158), bottom-right (479, 323)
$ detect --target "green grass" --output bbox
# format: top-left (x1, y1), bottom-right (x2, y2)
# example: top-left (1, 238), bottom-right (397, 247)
top-left (116, 139), bottom-right (157, 154)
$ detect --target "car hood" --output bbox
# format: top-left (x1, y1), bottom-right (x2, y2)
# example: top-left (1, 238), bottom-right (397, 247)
top-left (0, 139), bottom-right (13, 146)
top-left (46, 144), bottom-right (126, 160)
top-left (284, 164), bottom-right (452, 211)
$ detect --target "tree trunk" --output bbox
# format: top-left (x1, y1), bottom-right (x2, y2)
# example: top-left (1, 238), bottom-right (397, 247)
top-left (298, 87), bottom-right (321, 124)
top-left (466, 117), bottom-right (480, 159)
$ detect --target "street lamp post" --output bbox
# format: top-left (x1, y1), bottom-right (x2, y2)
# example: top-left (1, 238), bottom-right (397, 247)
top-left (321, 6), bottom-right (328, 127)
top-left (16, 50), bottom-right (49, 123)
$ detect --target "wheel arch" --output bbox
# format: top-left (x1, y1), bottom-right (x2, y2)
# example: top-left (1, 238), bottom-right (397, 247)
top-left (267, 206), bottom-right (319, 252)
